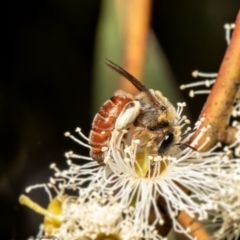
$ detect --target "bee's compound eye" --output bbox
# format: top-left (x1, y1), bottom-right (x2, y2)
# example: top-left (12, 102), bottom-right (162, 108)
top-left (158, 131), bottom-right (174, 155)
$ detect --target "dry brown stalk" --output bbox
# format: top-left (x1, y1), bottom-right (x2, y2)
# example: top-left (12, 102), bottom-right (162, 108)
top-left (191, 10), bottom-right (240, 150)
top-left (177, 212), bottom-right (210, 240)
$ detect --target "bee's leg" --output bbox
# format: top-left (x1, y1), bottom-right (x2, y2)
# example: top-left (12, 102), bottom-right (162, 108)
top-left (111, 129), bottom-right (128, 153)
top-left (115, 101), bottom-right (141, 130)
top-left (145, 133), bottom-right (164, 149)
top-left (132, 126), bottom-right (147, 139)
top-left (128, 128), bottom-right (150, 153)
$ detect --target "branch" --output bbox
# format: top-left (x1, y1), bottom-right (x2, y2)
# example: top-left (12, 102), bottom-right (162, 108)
top-left (191, 10), bottom-right (240, 150)
top-left (177, 212), bottom-right (210, 240)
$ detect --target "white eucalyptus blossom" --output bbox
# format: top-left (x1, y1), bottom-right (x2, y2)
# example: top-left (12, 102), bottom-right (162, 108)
top-left (184, 105), bottom-right (240, 240)
top-left (21, 173), bottom-right (161, 240)
top-left (179, 22), bottom-right (240, 240)
top-left (201, 155), bottom-right (240, 240)
top-left (53, 188), bottom-right (161, 240)
top-left (66, 103), bottom-right (234, 239)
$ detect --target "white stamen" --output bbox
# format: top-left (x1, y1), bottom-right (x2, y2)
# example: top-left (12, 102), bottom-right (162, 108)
top-left (75, 127), bottom-right (90, 142)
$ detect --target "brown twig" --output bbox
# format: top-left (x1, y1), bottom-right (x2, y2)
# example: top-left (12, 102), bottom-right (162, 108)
top-left (173, 10), bottom-right (240, 240)
top-left (191, 10), bottom-right (240, 150)
top-left (177, 212), bottom-right (210, 240)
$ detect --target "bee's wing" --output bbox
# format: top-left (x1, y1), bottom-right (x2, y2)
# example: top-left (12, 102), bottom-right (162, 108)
top-left (105, 59), bottom-right (166, 111)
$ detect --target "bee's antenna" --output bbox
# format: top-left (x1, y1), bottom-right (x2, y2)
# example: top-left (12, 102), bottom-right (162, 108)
top-left (105, 59), bottom-right (166, 111)
top-left (175, 142), bottom-right (198, 152)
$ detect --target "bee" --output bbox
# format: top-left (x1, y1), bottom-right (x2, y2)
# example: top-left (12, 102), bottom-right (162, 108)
top-left (89, 60), bottom-right (181, 164)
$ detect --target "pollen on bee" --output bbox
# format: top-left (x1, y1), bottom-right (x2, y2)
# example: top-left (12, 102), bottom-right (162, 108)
top-left (101, 146), bottom-right (108, 152)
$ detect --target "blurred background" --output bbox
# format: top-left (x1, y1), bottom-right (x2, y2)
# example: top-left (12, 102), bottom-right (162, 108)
top-left (0, 0), bottom-right (239, 239)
